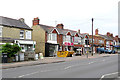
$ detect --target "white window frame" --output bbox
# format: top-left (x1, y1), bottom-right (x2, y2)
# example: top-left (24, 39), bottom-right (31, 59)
top-left (74, 37), bottom-right (81, 43)
top-left (20, 30), bottom-right (24, 39)
top-left (66, 35), bottom-right (71, 42)
top-left (0, 27), bottom-right (2, 37)
top-left (26, 31), bottom-right (32, 39)
top-left (48, 33), bottom-right (57, 41)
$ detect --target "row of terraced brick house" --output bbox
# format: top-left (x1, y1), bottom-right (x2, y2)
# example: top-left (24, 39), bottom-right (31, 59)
top-left (32, 17), bottom-right (90, 57)
top-left (0, 16), bottom-right (120, 60)
top-left (32, 17), bottom-right (120, 57)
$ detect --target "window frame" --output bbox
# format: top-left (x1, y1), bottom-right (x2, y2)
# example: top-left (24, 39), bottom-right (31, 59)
top-left (20, 30), bottom-right (24, 39)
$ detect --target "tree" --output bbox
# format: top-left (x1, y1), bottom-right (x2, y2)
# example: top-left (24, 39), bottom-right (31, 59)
top-left (2, 43), bottom-right (21, 58)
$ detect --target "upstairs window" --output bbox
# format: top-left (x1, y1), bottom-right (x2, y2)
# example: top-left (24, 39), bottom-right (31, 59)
top-left (0, 27), bottom-right (2, 37)
top-left (66, 35), bottom-right (71, 42)
top-left (74, 37), bottom-right (81, 43)
top-left (85, 40), bottom-right (89, 45)
top-left (48, 33), bottom-right (57, 41)
top-left (26, 31), bottom-right (31, 39)
top-left (20, 30), bottom-right (24, 39)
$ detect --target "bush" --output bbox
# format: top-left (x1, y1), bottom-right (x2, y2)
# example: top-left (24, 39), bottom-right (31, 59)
top-left (2, 43), bottom-right (21, 58)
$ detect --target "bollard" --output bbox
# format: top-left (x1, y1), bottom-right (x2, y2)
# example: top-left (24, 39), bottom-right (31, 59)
top-left (39, 53), bottom-right (44, 59)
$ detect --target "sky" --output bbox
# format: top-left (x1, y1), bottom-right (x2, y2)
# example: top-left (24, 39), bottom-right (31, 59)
top-left (0, 0), bottom-right (119, 36)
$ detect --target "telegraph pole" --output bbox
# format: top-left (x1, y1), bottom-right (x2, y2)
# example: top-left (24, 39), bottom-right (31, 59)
top-left (92, 18), bottom-right (94, 56)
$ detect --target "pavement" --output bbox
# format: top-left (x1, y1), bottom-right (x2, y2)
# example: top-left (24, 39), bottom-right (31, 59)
top-left (1, 53), bottom-right (118, 69)
top-left (2, 53), bottom-right (119, 78)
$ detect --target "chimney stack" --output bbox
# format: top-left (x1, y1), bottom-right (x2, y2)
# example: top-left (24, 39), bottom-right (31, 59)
top-left (56, 24), bottom-right (64, 29)
top-left (33, 17), bottom-right (39, 26)
top-left (19, 18), bottom-right (24, 23)
top-left (78, 29), bottom-right (80, 34)
top-left (115, 35), bottom-right (118, 38)
top-left (107, 32), bottom-right (110, 36)
top-left (95, 29), bottom-right (98, 35)
top-left (110, 33), bottom-right (113, 37)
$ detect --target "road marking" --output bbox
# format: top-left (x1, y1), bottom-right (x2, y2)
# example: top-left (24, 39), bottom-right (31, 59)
top-left (41, 70), bottom-right (52, 72)
top-left (102, 59), bottom-right (105, 61)
top-left (18, 71), bottom-right (39, 78)
top-left (64, 66), bottom-right (72, 70)
top-left (88, 61), bottom-right (96, 64)
top-left (100, 72), bottom-right (118, 80)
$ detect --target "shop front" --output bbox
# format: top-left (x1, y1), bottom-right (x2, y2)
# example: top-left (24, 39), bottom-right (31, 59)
top-left (45, 43), bottom-right (59, 57)
top-left (74, 44), bottom-right (83, 55)
top-left (63, 42), bottom-right (74, 51)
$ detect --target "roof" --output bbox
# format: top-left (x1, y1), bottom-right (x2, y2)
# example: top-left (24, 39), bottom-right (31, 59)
top-left (98, 34), bottom-right (113, 41)
top-left (39, 24), bottom-right (82, 36)
top-left (0, 16), bottom-right (32, 30)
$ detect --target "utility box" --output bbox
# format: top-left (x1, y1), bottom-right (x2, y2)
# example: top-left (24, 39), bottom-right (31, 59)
top-left (2, 53), bottom-right (8, 63)
top-left (18, 53), bottom-right (24, 61)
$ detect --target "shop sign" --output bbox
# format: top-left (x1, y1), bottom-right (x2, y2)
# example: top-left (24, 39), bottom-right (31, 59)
top-left (64, 42), bottom-right (74, 46)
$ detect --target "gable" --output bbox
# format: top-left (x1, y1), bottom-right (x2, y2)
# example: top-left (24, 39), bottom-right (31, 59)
top-left (75, 33), bottom-right (79, 37)
top-left (67, 32), bottom-right (71, 36)
top-left (52, 29), bottom-right (58, 33)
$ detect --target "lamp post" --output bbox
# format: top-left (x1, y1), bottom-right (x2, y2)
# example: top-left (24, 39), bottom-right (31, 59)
top-left (92, 18), bottom-right (94, 56)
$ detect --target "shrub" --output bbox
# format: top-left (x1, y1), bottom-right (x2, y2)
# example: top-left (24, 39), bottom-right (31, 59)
top-left (2, 43), bottom-right (21, 58)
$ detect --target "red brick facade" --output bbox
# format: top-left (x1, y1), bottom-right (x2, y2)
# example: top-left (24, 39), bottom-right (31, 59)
top-left (33, 17), bottom-right (39, 26)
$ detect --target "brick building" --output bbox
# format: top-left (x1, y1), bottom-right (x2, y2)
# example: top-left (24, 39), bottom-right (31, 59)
top-left (32, 17), bottom-right (89, 57)
top-left (0, 16), bottom-right (36, 61)
top-left (89, 29), bottom-right (114, 53)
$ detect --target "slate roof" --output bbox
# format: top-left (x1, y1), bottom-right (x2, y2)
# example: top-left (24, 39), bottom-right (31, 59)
top-left (39, 24), bottom-right (81, 36)
top-left (98, 34), bottom-right (113, 41)
top-left (0, 16), bottom-right (32, 30)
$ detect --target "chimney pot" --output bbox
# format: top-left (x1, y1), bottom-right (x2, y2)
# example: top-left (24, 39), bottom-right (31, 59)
top-left (56, 23), bottom-right (64, 29)
top-left (19, 18), bottom-right (24, 22)
top-left (78, 29), bottom-right (80, 34)
top-left (33, 17), bottom-right (39, 26)
top-left (107, 32), bottom-right (110, 36)
top-left (95, 29), bottom-right (98, 35)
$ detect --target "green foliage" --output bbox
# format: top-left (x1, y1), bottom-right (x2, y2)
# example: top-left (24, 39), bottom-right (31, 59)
top-left (2, 43), bottom-right (21, 58)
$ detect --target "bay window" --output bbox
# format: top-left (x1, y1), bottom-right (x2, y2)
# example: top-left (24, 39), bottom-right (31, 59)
top-left (66, 35), bottom-right (71, 42)
top-left (48, 33), bottom-right (57, 41)
top-left (63, 35), bottom-right (71, 43)
top-left (74, 37), bottom-right (81, 43)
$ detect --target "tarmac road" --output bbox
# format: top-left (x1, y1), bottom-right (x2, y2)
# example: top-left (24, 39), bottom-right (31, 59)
top-left (2, 54), bottom-right (119, 79)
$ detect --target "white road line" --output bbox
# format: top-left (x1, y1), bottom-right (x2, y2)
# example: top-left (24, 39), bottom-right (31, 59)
top-left (88, 61), bottom-right (96, 64)
top-left (100, 72), bottom-right (118, 80)
top-left (18, 71), bottom-right (39, 78)
top-left (64, 66), bottom-right (72, 70)
top-left (102, 59), bottom-right (105, 61)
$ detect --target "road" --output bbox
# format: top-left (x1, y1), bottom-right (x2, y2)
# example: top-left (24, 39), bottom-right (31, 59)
top-left (2, 54), bottom-right (119, 79)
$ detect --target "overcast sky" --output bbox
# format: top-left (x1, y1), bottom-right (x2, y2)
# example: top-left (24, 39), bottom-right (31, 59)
top-left (0, 0), bottom-right (119, 36)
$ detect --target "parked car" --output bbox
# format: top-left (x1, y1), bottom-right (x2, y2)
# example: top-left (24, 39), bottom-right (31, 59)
top-left (96, 48), bottom-right (115, 54)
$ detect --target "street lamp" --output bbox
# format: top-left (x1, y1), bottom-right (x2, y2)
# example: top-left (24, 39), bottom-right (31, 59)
top-left (92, 18), bottom-right (94, 56)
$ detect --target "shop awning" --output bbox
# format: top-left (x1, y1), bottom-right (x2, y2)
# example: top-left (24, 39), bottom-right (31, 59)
top-left (114, 45), bottom-right (120, 48)
top-left (74, 44), bottom-right (83, 47)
